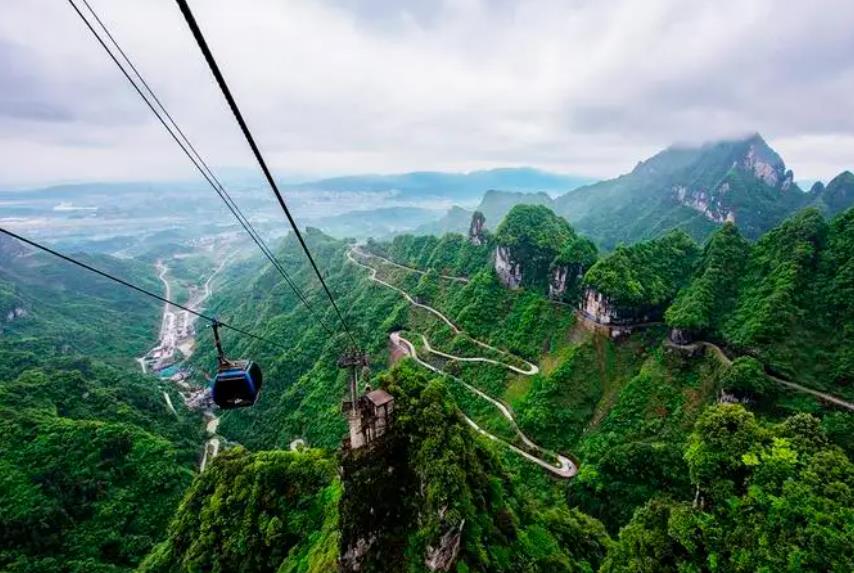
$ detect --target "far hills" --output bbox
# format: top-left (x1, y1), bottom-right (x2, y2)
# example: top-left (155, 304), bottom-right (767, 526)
top-left (283, 166), bottom-right (594, 201)
top-left (421, 134), bottom-right (854, 249)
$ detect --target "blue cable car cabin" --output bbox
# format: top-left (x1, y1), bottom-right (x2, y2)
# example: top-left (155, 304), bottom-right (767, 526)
top-left (209, 320), bottom-right (263, 409)
top-left (213, 360), bottom-right (262, 409)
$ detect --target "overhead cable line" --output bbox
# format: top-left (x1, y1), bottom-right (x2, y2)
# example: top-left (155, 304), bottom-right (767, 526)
top-left (174, 0), bottom-right (360, 349)
top-left (0, 227), bottom-right (285, 352)
top-left (67, 0), bottom-right (337, 337)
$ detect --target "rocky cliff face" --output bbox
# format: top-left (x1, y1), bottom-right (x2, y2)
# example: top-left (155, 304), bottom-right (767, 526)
top-left (671, 135), bottom-right (794, 225)
top-left (5, 307), bottom-right (27, 322)
top-left (468, 211), bottom-right (486, 245)
top-left (581, 288), bottom-right (618, 324)
top-left (552, 133), bottom-right (815, 248)
top-left (669, 327), bottom-right (693, 345)
top-left (424, 519), bottom-right (464, 571)
top-left (549, 265), bottom-right (569, 300)
top-left (674, 184), bottom-right (736, 223)
top-left (741, 139), bottom-right (792, 189)
top-left (494, 246), bottom-right (522, 289)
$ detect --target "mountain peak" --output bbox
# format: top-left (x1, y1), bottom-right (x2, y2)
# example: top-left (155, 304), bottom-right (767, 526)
top-left (737, 135), bottom-right (789, 188)
top-left (817, 170), bottom-right (854, 215)
top-left (829, 170), bottom-right (854, 184)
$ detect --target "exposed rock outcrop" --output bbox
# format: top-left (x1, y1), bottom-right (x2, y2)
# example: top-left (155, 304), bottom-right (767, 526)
top-left (549, 266), bottom-right (569, 300)
top-left (5, 307), bottom-right (27, 322)
top-left (741, 141), bottom-right (789, 188)
top-left (340, 535), bottom-right (376, 572)
top-left (468, 211), bottom-right (486, 245)
top-left (578, 288), bottom-right (655, 338)
top-left (671, 135), bottom-right (796, 225)
top-left (424, 519), bottom-right (464, 572)
top-left (494, 246), bottom-right (522, 289)
top-left (580, 288), bottom-right (619, 324)
top-left (668, 327), bottom-right (693, 345)
top-left (674, 184), bottom-right (735, 223)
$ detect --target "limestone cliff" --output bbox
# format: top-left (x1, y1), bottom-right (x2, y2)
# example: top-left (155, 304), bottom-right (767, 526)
top-left (549, 265), bottom-right (569, 299)
top-left (671, 134), bottom-right (795, 226)
top-left (581, 288), bottom-right (620, 324)
top-left (468, 211), bottom-right (486, 245)
top-left (494, 245), bottom-right (523, 289)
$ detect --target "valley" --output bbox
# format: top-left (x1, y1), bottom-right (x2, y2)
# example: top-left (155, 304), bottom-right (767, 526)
top-left (136, 248), bottom-right (236, 472)
top-left (2, 136), bottom-right (853, 573)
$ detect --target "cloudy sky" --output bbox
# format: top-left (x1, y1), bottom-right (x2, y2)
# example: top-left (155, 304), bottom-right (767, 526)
top-left (2, 0), bottom-right (854, 188)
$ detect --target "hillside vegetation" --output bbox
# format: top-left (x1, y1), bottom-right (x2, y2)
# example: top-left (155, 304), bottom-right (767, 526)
top-left (156, 202), bottom-right (853, 571)
top-left (669, 208), bottom-right (854, 397)
top-left (0, 238), bottom-right (202, 572)
top-left (419, 134), bottom-right (854, 251)
top-left (2, 195), bottom-right (853, 572)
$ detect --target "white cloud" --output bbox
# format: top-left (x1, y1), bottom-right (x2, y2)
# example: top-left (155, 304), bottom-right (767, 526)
top-left (1, 0), bottom-right (853, 187)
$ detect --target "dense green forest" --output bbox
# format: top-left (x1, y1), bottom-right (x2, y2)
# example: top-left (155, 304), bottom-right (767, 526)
top-left (167, 203), bottom-right (852, 571)
top-left (142, 362), bottom-right (611, 573)
top-left (0, 238), bottom-right (202, 572)
top-left (667, 208), bottom-right (854, 398)
top-left (583, 230), bottom-right (700, 315)
top-left (0, 237), bottom-right (163, 366)
top-left (2, 198), bottom-right (853, 572)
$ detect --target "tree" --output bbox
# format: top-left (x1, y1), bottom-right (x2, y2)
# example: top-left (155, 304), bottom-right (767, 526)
top-left (665, 222), bottom-right (750, 334)
top-left (684, 404), bottom-right (762, 502)
top-left (719, 356), bottom-right (777, 401)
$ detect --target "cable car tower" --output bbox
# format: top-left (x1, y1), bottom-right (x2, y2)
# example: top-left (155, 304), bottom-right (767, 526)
top-left (339, 349), bottom-right (393, 450)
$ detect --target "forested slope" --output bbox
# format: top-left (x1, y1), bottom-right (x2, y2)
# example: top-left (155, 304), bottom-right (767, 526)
top-left (0, 235), bottom-right (162, 366)
top-left (172, 203), bottom-right (854, 571)
top-left (668, 208), bottom-right (854, 398)
top-left (141, 362), bottom-right (611, 573)
top-left (0, 237), bottom-right (202, 572)
top-left (6, 197), bottom-right (851, 572)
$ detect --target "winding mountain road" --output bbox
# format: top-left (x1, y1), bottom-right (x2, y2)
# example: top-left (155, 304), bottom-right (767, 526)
top-left (668, 340), bottom-right (854, 412)
top-left (418, 334), bottom-right (538, 377)
top-left (348, 247), bottom-right (539, 375)
top-left (348, 247), bottom-right (574, 478)
top-left (357, 249), bottom-right (470, 283)
top-left (392, 334), bottom-right (575, 477)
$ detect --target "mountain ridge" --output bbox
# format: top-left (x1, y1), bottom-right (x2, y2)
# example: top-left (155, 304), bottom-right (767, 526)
top-left (415, 134), bottom-right (854, 249)
top-left (283, 166), bottom-right (595, 200)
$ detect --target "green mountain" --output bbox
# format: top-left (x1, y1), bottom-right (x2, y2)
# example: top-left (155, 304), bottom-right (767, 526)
top-left (3, 200), bottom-right (853, 572)
top-left (583, 229), bottom-right (701, 317)
top-left (409, 135), bottom-right (854, 251)
top-left (143, 363), bottom-right (610, 573)
top-left (0, 237), bottom-right (201, 572)
top-left (669, 207), bottom-right (854, 396)
top-left (0, 234), bottom-right (163, 365)
top-left (134, 204), bottom-right (851, 571)
top-left (812, 170), bottom-right (854, 215)
top-left (412, 190), bottom-right (556, 237)
top-left (553, 133), bottom-right (815, 248)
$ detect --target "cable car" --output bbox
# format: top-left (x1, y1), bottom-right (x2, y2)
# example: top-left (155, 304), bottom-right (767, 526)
top-left (210, 320), bottom-right (262, 409)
